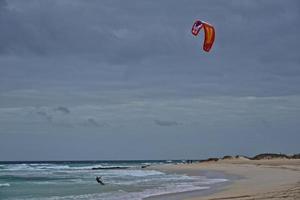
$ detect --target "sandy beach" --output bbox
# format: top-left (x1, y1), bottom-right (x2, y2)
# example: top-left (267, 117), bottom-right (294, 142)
top-left (148, 158), bottom-right (300, 200)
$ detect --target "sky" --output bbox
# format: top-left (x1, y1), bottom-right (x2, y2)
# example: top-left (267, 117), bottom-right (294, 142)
top-left (0, 0), bottom-right (300, 161)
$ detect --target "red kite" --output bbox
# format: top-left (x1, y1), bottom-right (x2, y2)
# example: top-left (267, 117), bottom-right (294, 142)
top-left (192, 20), bottom-right (215, 52)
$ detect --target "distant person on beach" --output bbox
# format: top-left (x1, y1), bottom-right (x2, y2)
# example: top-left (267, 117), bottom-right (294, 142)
top-left (96, 176), bottom-right (104, 185)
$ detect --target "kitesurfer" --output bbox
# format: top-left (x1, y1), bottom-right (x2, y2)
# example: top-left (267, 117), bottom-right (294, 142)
top-left (96, 176), bottom-right (105, 185)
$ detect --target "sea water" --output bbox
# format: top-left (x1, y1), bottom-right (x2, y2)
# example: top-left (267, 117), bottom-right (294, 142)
top-left (0, 161), bottom-right (227, 200)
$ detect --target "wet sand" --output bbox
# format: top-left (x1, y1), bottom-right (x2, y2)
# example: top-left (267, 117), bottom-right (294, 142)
top-left (147, 158), bottom-right (300, 200)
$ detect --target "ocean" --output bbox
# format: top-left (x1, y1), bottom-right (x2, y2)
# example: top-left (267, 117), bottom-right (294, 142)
top-left (0, 161), bottom-right (227, 200)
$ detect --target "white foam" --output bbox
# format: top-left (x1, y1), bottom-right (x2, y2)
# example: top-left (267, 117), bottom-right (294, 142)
top-left (36, 165), bottom-right (70, 170)
top-left (29, 163), bottom-right (52, 166)
top-left (21, 184), bottom-right (209, 200)
top-left (140, 185), bottom-right (210, 199)
top-left (200, 178), bottom-right (228, 184)
top-left (71, 165), bottom-right (101, 170)
top-left (110, 175), bottom-right (198, 186)
top-left (112, 169), bottom-right (164, 177)
top-left (0, 183), bottom-right (10, 187)
top-left (4, 164), bottom-right (35, 171)
top-left (3, 163), bottom-right (94, 171)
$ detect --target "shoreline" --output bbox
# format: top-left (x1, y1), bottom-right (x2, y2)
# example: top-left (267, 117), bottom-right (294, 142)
top-left (146, 158), bottom-right (300, 200)
top-left (145, 168), bottom-right (237, 200)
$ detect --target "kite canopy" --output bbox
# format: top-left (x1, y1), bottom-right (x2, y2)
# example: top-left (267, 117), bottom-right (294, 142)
top-left (191, 20), bottom-right (215, 52)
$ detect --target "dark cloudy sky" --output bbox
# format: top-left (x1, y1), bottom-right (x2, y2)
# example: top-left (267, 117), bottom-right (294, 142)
top-left (0, 0), bottom-right (299, 161)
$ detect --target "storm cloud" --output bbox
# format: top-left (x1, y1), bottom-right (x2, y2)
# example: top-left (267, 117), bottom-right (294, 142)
top-left (0, 0), bottom-right (299, 160)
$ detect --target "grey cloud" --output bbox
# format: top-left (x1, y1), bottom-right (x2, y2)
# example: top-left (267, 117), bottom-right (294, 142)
top-left (0, 0), bottom-right (7, 9)
top-left (0, 0), bottom-right (299, 97)
top-left (154, 120), bottom-right (179, 127)
top-left (87, 118), bottom-right (99, 127)
top-left (35, 106), bottom-right (70, 123)
top-left (84, 118), bottom-right (109, 127)
top-left (0, 0), bottom-right (300, 160)
top-left (36, 110), bottom-right (52, 122)
top-left (54, 106), bottom-right (70, 114)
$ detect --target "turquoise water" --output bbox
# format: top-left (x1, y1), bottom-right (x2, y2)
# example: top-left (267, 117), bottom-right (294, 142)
top-left (0, 161), bottom-right (227, 200)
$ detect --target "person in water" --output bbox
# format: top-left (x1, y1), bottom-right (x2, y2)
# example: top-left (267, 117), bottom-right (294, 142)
top-left (96, 176), bottom-right (104, 185)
